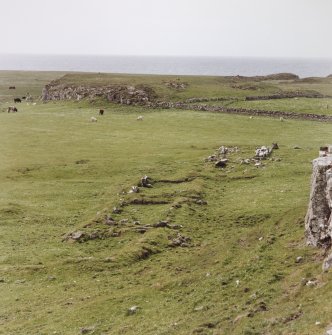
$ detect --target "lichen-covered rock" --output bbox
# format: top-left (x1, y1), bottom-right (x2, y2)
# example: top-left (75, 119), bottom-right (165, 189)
top-left (42, 82), bottom-right (157, 105)
top-left (305, 156), bottom-right (332, 248)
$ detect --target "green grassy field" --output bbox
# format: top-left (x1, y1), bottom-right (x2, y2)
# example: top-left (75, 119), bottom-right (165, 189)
top-left (1, 71), bottom-right (332, 335)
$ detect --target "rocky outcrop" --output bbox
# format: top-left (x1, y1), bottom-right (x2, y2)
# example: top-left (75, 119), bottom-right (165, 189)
top-left (42, 82), bottom-right (157, 105)
top-left (305, 156), bottom-right (332, 248)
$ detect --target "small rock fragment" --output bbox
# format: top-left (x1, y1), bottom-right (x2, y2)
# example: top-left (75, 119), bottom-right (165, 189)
top-left (295, 256), bottom-right (303, 263)
top-left (127, 305), bottom-right (139, 315)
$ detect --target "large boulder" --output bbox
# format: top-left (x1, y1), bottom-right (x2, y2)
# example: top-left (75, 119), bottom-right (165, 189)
top-left (305, 156), bottom-right (332, 248)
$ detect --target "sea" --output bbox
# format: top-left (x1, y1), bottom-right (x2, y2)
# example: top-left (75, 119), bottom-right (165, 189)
top-left (0, 54), bottom-right (332, 78)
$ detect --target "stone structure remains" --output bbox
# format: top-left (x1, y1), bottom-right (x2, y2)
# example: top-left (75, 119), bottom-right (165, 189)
top-left (42, 82), bottom-right (157, 105)
top-left (305, 146), bottom-right (332, 267)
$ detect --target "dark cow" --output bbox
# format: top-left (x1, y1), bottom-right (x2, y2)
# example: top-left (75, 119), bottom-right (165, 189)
top-left (14, 98), bottom-right (22, 103)
top-left (99, 109), bottom-right (104, 115)
top-left (9, 86), bottom-right (16, 89)
top-left (21, 96), bottom-right (26, 100)
top-left (7, 106), bottom-right (18, 113)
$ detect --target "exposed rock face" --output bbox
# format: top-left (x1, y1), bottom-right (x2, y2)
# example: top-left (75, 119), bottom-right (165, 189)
top-left (305, 156), bottom-right (332, 248)
top-left (42, 81), bottom-right (157, 105)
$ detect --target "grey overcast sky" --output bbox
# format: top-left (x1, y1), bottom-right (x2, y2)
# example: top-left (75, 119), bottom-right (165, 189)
top-left (1, 0), bottom-right (331, 58)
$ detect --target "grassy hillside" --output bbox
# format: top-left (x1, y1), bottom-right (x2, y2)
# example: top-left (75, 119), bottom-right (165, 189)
top-left (1, 71), bottom-right (332, 335)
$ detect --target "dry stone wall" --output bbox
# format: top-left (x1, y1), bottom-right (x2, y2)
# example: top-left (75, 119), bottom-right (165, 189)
top-left (42, 82), bottom-right (157, 105)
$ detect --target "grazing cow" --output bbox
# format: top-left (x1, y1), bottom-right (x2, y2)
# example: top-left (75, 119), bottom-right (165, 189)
top-left (90, 117), bottom-right (97, 122)
top-left (7, 106), bottom-right (18, 113)
top-left (99, 109), bottom-right (104, 115)
top-left (14, 98), bottom-right (22, 103)
top-left (21, 96), bottom-right (26, 100)
top-left (9, 86), bottom-right (15, 89)
top-left (137, 115), bottom-right (144, 121)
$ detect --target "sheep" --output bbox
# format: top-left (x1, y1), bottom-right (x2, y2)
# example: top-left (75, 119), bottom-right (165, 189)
top-left (279, 117), bottom-right (284, 121)
top-left (137, 115), bottom-right (144, 121)
top-left (90, 117), bottom-right (97, 122)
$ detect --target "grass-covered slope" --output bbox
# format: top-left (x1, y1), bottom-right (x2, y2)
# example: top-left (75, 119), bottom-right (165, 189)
top-left (0, 71), bottom-right (332, 335)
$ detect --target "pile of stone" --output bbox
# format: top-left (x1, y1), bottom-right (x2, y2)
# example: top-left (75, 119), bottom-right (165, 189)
top-left (165, 80), bottom-right (188, 90)
top-left (205, 145), bottom-right (240, 168)
top-left (255, 146), bottom-right (273, 159)
top-left (42, 82), bottom-right (157, 105)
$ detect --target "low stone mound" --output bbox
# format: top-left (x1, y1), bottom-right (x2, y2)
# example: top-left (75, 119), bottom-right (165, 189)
top-left (42, 82), bottom-right (157, 105)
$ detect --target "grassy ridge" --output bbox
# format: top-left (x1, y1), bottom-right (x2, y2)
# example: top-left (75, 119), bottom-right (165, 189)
top-left (0, 71), bottom-right (332, 334)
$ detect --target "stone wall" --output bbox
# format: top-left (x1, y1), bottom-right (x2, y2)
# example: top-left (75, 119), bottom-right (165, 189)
top-left (42, 82), bottom-right (157, 105)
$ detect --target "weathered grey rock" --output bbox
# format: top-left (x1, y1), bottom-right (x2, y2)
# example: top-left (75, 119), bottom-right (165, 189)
top-left (305, 156), bottom-right (332, 248)
top-left (295, 256), bottom-right (303, 263)
top-left (323, 253), bottom-right (332, 272)
top-left (127, 306), bottom-right (139, 315)
top-left (42, 82), bottom-right (157, 105)
top-left (255, 146), bottom-right (272, 158)
top-left (140, 175), bottom-right (153, 188)
top-left (215, 159), bottom-right (228, 168)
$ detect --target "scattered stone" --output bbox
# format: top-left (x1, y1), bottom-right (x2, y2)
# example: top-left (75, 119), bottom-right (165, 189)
top-left (128, 186), bottom-right (139, 193)
top-left (323, 253), bottom-right (332, 272)
top-left (215, 159), bottom-right (228, 168)
top-left (152, 220), bottom-right (169, 228)
top-left (104, 216), bottom-right (116, 226)
top-left (168, 224), bottom-right (183, 230)
top-left (140, 175), bottom-right (153, 188)
top-left (206, 155), bottom-right (217, 162)
top-left (127, 306), bottom-right (139, 315)
top-left (79, 326), bottom-right (95, 334)
top-left (110, 231), bottom-right (121, 237)
top-left (194, 306), bottom-right (204, 312)
top-left (165, 80), bottom-right (188, 90)
top-left (305, 279), bottom-right (318, 287)
top-left (70, 231), bottom-right (86, 241)
top-left (293, 146), bottom-right (301, 149)
top-left (195, 199), bottom-right (207, 205)
top-left (255, 146), bottom-right (272, 159)
top-left (240, 159), bottom-right (251, 165)
top-left (112, 207), bottom-right (122, 214)
top-left (295, 256), bottom-right (303, 263)
top-left (169, 233), bottom-right (191, 247)
top-left (219, 146), bottom-right (228, 155)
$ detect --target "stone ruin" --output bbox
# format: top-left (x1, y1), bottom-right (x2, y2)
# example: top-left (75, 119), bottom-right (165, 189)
top-left (305, 145), bottom-right (332, 270)
top-left (42, 82), bottom-right (157, 105)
